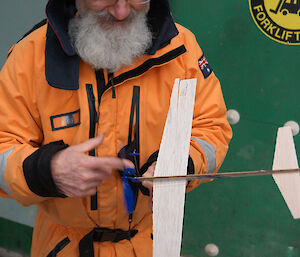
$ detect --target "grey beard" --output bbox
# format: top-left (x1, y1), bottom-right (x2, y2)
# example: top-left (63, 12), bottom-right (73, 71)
top-left (68, 9), bottom-right (152, 72)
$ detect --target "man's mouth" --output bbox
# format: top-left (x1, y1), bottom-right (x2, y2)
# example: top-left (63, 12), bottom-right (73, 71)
top-left (95, 11), bottom-right (135, 28)
top-left (98, 19), bottom-right (129, 29)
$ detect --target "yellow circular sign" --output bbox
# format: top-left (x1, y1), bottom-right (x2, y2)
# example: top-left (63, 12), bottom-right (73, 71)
top-left (249, 0), bottom-right (300, 45)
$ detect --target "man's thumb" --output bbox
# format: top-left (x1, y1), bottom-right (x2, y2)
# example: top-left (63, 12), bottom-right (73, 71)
top-left (72, 134), bottom-right (104, 153)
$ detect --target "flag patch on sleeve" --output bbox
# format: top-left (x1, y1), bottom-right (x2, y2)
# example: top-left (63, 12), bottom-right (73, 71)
top-left (198, 54), bottom-right (213, 78)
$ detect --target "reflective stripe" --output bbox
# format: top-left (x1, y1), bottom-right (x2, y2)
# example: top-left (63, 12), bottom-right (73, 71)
top-left (191, 138), bottom-right (216, 173)
top-left (0, 148), bottom-right (14, 196)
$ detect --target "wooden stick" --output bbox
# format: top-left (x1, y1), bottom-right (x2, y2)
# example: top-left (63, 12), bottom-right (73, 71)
top-left (134, 168), bottom-right (300, 182)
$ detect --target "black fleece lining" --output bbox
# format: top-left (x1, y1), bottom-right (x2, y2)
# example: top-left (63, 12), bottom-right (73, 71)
top-left (45, 24), bottom-right (80, 90)
top-left (146, 16), bottom-right (179, 55)
top-left (95, 69), bottom-right (106, 106)
top-left (23, 141), bottom-right (69, 197)
top-left (46, 0), bottom-right (77, 56)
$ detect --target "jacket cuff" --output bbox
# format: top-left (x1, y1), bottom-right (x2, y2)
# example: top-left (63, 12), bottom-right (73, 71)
top-left (23, 141), bottom-right (69, 198)
top-left (187, 155), bottom-right (195, 175)
top-left (140, 151), bottom-right (159, 175)
top-left (139, 151), bottom-right (195, 195)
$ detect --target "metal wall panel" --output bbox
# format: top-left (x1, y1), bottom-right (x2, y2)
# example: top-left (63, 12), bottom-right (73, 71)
top-left (169, 0), bottom-right (300, 256)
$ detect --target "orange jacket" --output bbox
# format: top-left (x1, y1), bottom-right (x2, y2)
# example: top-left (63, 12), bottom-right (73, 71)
top-left (0, 2), bottom-right (232, 256)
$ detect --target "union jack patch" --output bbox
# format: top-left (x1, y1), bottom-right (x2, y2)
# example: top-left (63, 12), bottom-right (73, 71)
top-left (198, 54), bottom-right (213, 79)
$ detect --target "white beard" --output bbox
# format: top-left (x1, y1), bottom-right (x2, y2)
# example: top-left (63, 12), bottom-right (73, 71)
top-left (68, 8), bottom-right (152, 72)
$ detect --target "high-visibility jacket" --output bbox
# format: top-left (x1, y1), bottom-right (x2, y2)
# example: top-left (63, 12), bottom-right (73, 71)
top-left (0, 0), bottom-right (232, 256)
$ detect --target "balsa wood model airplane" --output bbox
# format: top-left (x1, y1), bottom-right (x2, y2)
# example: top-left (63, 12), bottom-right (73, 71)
top-left (146, 78), bottom-right (300, 257)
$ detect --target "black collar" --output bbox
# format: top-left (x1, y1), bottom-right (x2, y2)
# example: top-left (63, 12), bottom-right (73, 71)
top-left (45, 0), bottom-right (179, 90)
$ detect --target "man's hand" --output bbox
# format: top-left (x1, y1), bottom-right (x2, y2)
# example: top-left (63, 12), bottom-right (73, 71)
top-left (142, 162), bottom-right (156, 211)
top-left (51, 135), bottom-right (134, 197)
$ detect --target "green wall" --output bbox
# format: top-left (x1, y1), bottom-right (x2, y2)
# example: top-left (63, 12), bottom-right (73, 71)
top-left (169, 0), bottom-right (300, 256)
top-left (0, 0), bottom-right (300, 256)
top-left (0, 0), bottom-right (47, 67)
top-left (0, 218), bottom-right (32, 256)
top-left (0, 0), bottom-right (46, 255)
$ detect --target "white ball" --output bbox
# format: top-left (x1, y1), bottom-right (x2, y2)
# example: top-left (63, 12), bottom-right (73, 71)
top-left (226, 109), bottom-right (240, 125)
top-left (205, 243), bottom-right (219, 256)
top-left (284, 121), bottom-right (299, 136)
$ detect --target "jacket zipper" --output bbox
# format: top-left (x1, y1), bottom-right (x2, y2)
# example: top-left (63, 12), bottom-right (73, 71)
top-left (105, 45), bottom-right (186, 89)
top-left (94, 45), bottom-right (187, 98)
top-left (87, 69), bottom-right (110, 212)
top-left (86, 83), bottom-right (98, 210)
top-left (86, 84), bottom-right (98, 146)
top-left (108, 73), bottom-right (116, 99)
top-left (83, 45), bottom-right (186, 211)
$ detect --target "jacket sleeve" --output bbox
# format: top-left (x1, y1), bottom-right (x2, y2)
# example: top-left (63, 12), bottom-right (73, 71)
top-left (0, 39), bottom-right (66, 206)
top-left (180, 28), bottom-right (233, 191)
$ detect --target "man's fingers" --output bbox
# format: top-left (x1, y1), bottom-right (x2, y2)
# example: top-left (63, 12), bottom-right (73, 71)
top-left (142, 163), bottom-right (156, 190)
top-left (51, 135), bottom-right (137, 198)
top-left (71, 134), bottom-right (104, 153)
top-left (141, 162), bottom-right (156, 211)
top-left (84, 155), bottom-right (135, 172)
top-left (142, 180), bottom-right (153, 190)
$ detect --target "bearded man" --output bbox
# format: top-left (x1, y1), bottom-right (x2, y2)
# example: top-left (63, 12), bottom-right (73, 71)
top-left (0, 0), bottom-right (232, 256)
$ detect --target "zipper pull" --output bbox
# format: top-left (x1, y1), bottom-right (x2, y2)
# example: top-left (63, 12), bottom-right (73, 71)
top-left (128, 213), bottom-right (133, 232)
top-left (109, 73), bottom-right (116, 99)
top-left (112, 85), bottom-right (116, 99)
